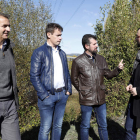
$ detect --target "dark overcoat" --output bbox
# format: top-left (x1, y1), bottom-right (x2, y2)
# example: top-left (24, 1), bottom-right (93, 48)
top-left (129, 63), bottom-right (140, 128)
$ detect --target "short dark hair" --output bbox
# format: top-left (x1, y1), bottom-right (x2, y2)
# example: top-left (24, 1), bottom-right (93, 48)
top-left (82, 34), bottom-right (97, 50)
top-left (137, 28), bottom-right (140, 31)
top-left (46, 23), bottom-right (63, 39)
top-left (0, 13), bottom-right (10, 19)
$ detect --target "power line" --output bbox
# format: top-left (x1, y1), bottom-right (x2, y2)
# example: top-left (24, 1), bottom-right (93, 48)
top-left (55, 0), bottom-right (64, 20)
top-left (64, 0), bottom-right (85, 28)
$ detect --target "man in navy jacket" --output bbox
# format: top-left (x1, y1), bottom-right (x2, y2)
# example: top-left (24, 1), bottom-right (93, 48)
top-left (30, 23), bottom-right (72, 140)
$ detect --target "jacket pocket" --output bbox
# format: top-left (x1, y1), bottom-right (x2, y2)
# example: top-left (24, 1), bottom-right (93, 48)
top-left (79, 86), bottom-right (92, 96)
top-left (100, 84), bottom-right (107, 94)
top-left (79, 86), bottom-right (92, 101)
top-left (99, 85), bottom-right (107, 101)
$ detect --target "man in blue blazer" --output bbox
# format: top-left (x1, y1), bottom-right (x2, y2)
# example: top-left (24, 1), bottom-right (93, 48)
top-left (30, 23), bottom-right (72, 140)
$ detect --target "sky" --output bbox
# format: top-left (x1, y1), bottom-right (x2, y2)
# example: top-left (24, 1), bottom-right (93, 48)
top-left (34, 0), bottom-right (115, 54)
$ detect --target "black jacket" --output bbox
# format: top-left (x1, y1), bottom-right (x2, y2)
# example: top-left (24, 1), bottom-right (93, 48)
top-left (129, 63), bottom-right (140, 128)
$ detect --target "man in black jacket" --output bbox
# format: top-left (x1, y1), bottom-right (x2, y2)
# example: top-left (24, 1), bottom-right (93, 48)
top-left (0, 13), bottom-right (21, 140)
top-left (125, 28), bottom-right (140, 140)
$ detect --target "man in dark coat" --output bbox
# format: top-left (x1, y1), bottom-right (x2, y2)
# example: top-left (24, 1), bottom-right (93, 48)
top-left (125, 28), bottom-right (140, 140)
top-left (0, 13), bottom-right (21, 140)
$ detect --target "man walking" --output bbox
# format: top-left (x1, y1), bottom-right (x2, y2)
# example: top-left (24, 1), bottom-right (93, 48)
top-left (30, 23), bottom-right (72, 140)
top-left (0, 13), bottom-right (21, 140)
top-left (125, 28), bottom-right (140, 140)
top-left (71, 34), bottom-right (124, 140)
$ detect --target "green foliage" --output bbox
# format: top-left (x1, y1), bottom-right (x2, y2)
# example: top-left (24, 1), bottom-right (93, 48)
top-left (64, 94), bottom-right (81, 123)
top-left (67, 59), bottom-right (73, 71)
top-left (95, 0), bottom-right (140, 116)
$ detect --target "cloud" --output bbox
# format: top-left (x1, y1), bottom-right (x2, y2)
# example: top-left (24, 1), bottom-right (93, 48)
top-left (83, 10), bottom-right (98, 16)
top-left (87, 22), bottom-right (93, 27)
top-left (73, 24), bottom-right (82, 28)
top-left (94, 13), bottom-right (98, 16)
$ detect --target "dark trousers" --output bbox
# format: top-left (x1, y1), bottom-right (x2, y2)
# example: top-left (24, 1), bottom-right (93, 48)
top-left (125, 101), bottom-right (137, 140)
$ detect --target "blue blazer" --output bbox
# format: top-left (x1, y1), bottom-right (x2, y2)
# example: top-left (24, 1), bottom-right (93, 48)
top-left (30, 43), bottom-right (72, 100)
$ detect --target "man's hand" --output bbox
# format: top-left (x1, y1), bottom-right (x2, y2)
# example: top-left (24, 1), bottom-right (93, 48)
top-left (66, 91), bottom-right (70, 95)
top-left (129, 87), bottom-right (137, 96)
top-left (118, 59), bottom-right (125, 70)
top-left (126, 84), bottom-right (133, 92)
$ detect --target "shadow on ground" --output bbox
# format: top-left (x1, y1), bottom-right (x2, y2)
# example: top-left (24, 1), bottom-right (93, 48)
top-left (107, 118), bottom-right (125, 140)
top-left (61, 122), bottom-right (71, 140)
top-left (21, 122), bottom-right (70, 140)
top-left (21, 118), bottom-right (125, 140)
top-left (21, 126), bottom-right (39, 140)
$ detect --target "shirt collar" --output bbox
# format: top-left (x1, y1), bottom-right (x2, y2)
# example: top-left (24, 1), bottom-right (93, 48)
top-left (85, 52), bottom-right (94, 59)
top-left (46, 42), bottom-right (60, 52)
top-left (52, 46), bottom-right (59, 53)
top-left (3, 40), bottom-right (7, 46)
top-left (1, 40), bottom-right (7, 50)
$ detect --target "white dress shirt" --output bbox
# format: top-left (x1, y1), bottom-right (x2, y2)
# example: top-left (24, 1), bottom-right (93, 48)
top-left (52, 47), bottom-right (65, 89)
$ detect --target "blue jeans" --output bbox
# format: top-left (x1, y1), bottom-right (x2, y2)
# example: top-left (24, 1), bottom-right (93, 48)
top-left (38, 89), bottom-right (69, 140)
top-left (125, 101), bottom-right (137, 140)
top-left (80, 103), bottom-right (108, 140)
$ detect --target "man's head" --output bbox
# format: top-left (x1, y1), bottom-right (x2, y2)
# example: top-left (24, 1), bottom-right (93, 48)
top-left (136, 28), bottom-right (140, 47)
top-left (82, 34), bottom-right (98, 56)
top-left (46, 23), bottom-right (63, 48)
top-left (0, 13), bottom-right (10, 42)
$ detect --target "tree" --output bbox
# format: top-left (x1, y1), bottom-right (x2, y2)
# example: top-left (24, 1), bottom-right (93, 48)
top-left (95, 0), bottom-right (140, 116)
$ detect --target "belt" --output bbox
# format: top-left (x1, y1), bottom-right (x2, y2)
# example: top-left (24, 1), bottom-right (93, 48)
top-left (54, 87), bottom-right (65, 92)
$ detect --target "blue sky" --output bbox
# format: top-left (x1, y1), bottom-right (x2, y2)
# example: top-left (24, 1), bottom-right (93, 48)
top-left (35, 0), bottom-right (114, 54)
